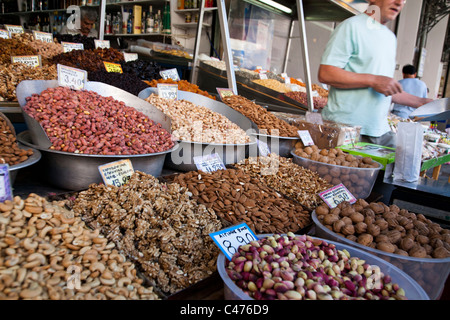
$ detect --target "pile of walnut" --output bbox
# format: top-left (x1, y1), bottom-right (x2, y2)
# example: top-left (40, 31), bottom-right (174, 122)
top-left (0, 114), bottom-right (33, 165)
top-left (73, 171), bottom-right (223, 295)
top-left (234, 153), bottom-right (332, 210)
top-left (316, 200), bottom-right (450, 259)
top-left (0, 194), bottom-right (160, 300)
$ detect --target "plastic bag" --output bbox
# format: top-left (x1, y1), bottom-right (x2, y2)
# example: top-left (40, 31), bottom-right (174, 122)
top-left (393, 122), bottom-right (423, 182)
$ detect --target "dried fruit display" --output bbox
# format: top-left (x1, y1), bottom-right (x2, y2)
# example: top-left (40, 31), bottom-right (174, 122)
top-left (50, 48), bottom-right (124, 73)
top-left (144, 78), bottom-right (216, 100)
top-left (0, 38), bottom-right (37, 65)
top-left (88, 70), bottom-right (150, 96)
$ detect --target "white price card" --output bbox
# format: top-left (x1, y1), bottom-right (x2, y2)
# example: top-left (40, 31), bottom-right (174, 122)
top-left (160, 68), bottom-right (180, 81)
top-left (318, 183), bottom-right (356, 209)
top-left (94, 39), bottom-right (110, 49)
top-left (193, 153), bottom-right (226, 173)
top-left (32, 31), bottom-right (53, 43)
top-left (298, 130), bottom-right (314, 146)
top-left (259, 72), bottom-right (268, 80)
top-left (0, 29), bottom-right (10, 39)
top-left (256, 138), bottom-right (270, 157)
top-left (62, 41), bottom-right (84, 53)
top-left (0, 165), bottom-right (13, 202)
top-left (123, 53), bottom-right (138, 62)
top-left (157, 83), bottom-right (178, 100)
top-left (216, 88), bottom-right (234, 101)
top-left (5, 25), bottom-right (24, 34)
top-left (11, 55), bottom-right (42, 68)
top-left (57, 64), bottom-right (87, 91)
top-left (209, 222), bottom-right (258, 261)
top-left (98, 159), bottom-right (134, 188)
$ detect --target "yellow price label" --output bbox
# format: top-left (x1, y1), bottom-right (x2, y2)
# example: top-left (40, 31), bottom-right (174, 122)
top-left (103, 61), bottom-right (123, 73)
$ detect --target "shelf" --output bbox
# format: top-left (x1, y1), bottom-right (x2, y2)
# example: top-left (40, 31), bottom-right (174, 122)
top-left (106, 0), bottom-right (166, 6)
top-left (174, 7), bottom-right (217, 13)
top-left (173, 23), bottom-right (211, 29)
top-left (103, 32), bottom-right (163, 37)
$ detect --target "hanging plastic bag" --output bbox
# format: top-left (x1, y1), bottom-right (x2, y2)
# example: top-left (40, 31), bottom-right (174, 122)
top-left (393, 122), bottom-right (423, 182)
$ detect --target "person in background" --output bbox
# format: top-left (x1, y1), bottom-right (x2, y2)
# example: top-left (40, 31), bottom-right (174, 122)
top-left (391, 64), bottom-right (428, 119)
top-left (60, 7), bottom-right (98, 38)
top-left (318, 0), bottom-right (432, 148)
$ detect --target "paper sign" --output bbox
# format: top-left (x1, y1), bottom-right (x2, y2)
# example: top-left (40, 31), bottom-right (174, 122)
top-left (318, 183), bottom-right (357, 208)
top-left (193, 153), bottom-right (226, 173)
top-left (256, 138), bottom-right (270, 157)
top-left (298, 130), bottom-right (314, 146)
top-left (94, 40), bottom-right (110, 49)
top-left (0, 165), bottom-right (13, 202)
top-left (5, 25), bottom-right (24, 34)
top-left (123, 53), bottom-right (138, 62)
top-left (157, 83), bottom-right (178, 100)
top-left (103, 61), bottom-right (123, 73)
top-left (209, 222), bottom-right (258, 260)
top-left (160, 68), bottom-right (180, 81)
top-left (33, 31), bottom-right (53, 43)
top-left (216, 88), bottom-right (234, 101)
top-left (11, 55), bottom-right (41, 68)
top-left (57, 64), bottom-right (87, 91)
top-left (98, 159), bottom-right (134, 187)
top-left (259, 72), bottom-right (268, 80)
top-left (0, 29), bottom-right (10, 39)
top-left (62, 42), bottom-right (84, 53)
top-left (305, 111), bottom-right (324, 125)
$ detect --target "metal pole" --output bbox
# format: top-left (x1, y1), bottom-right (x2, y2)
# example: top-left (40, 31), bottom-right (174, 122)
top-left (217, 0), bottom-right (238, 94)
top-left (98, 0), bottom-right (106, 40)
top-left (282, 19), bottom-right (295, 73)
top-left (296, 0), bottom-right (314, 111)
top-left (190, 0), bottom-right (206, 84)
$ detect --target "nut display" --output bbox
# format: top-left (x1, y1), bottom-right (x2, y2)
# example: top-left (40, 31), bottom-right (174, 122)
top-left (0, 38), bottom-right (37, 65)
top-left (23, 86), bottom-right (174, 155)
top-left (234, 153), bottom-right (332, 210)
top-left (285, 91), bottom-right (328, 109)
top-left (0, 114), bottom-right (33, 165)
top-left (221, 95), bottom-right (299, 137)
top-left (144, 93), bottom-right (250, 144)
top-left (73, 171), bottom-right (223, 295)
top-left (50, 48), bottom-right (124, 73)
top-left (0, 194), bottom-right (160, 300)
top-left (144, 78), bottom-right (216, 100)
top-left (12, 33), bottom-right (63, 60)
top-left (225, 233), bottom-right (408, 300)
top-left (169, 168), bottom-right (311, 234)
top-left (252, 79), bottom-right (291, 93)
top-left (55, 34), bottom-right (96, 50)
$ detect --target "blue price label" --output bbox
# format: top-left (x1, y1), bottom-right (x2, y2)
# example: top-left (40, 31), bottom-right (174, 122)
top-left (209, 222), bottom-right (258, 260)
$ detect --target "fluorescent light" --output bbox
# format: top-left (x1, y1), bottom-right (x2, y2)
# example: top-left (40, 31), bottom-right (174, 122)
top-left (257, 0), bottom-right (293, 14)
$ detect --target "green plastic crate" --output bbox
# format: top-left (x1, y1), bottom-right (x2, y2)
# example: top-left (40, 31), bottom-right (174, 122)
top-left (337, 142), bottom-right (396, 170)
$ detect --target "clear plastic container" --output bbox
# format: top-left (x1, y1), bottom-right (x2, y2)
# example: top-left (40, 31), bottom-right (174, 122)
top-left (217, 234), bottom-right (430, 300)
top-left (291, 151), bottom-right (382, 199)
top-left (312, 212), bottom-right (450, 300)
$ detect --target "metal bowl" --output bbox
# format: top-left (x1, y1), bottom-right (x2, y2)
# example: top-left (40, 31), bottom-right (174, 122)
top-left (8, 144), bottom-right (41, 185)
top-left (18, 131), bottom-right (178, 191)
top-left (138, 88), bottom-right (257, 171)
top-left (252, 132), bottom-right (299, 158)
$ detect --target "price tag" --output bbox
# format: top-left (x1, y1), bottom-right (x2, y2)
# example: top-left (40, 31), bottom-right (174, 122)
top-left (193, 153), bottom-right (226, 173)
top-left (32, 31), bottom-right (53, 43)
top-left (209, 222), bottom-right (258, 261)
top-left (123, 53), bottom-right (138, 62)
top-left (256, 138), bottom-right (270, 157)
top-left (4, 25), bottom-right (24, 34)
top-left (298, 130), bottom-right (314, 146)
top-left (11, 55), bottom-right (42, 68)
top-left (216, 88), bottom-right (234, 101)
top-left (94, 40), bottom-right (111, 49)
top-left (0, 29), bottom-right (10, 39)
top-left (0, 165), bottom-right (13, 202)
top-left (98, 159), bottom-right (134, 188)
top-left (160, 68), bottom-right (180, 81)
top-left (62, 42), bottom-right (84, 53)
top-left (318, 183), bottom-right (356, 209)
top-left (57, 64), bottom-right (87, 91)
top-left (281, 72), bottom-right (290, 84)
top-left (157, 83), bottom-right (178, 100)
top-left (103, 61), bottom-right (123, 73)
top-left (259, 72), bottom-right (268, 80)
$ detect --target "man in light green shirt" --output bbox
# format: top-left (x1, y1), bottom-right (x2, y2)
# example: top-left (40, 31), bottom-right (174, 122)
top-left (318, 0), bottom-right (431, 148)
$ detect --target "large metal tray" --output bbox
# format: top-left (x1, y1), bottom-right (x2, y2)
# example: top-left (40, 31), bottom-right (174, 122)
top-left (138, 88), bottom-right (258, 171)
top-left (409, 98), bottom-right (450, 122)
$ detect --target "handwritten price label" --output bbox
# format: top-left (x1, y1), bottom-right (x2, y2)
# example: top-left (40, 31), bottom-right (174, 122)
top-left (57, 64), bottom-right (87, 91)
top-left (62, 42), bottom-right (84, 53)
top-left (0, 165), bottom-right (13, 202)
top-left (298, 130), bottom-right (314, 146)
top-left (318, 183), bottom-right (356, 208)
top-left (11, 55), bottom-right (41, 68)
top-left (193, 153), bottom-right (226, 173)
top-left (157, 83), bottom-right (178, 100)
top-left (103, 61), bottom-right (123, 73)
top-left (160, 68), bottom-right (180, 81)
top-left (5, 25), bottom-right (24, 34)
top-left (123, 53), bottom-right (138, 62)
top-left (0, 29), bottom-right (10, 39)
top-left (33, 31), bottom-right (53, 43)
top-left (94, 40), bottom-right (110, 49)
top-left (216, 88), bottom-right (235, 101)
top-left (98, 159), bottom-right (134, 188)
top-left (209, 223), bottom-right (258, 260)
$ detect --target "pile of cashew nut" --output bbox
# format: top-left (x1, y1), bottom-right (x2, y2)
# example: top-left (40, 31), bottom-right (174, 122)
top-left (0, 194), bottom-right (160, 300)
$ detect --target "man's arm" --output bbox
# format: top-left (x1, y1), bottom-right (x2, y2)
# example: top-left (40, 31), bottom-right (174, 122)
top-left (318, 64), bottom-right (403, 96)
top-left (391, 91), bottom-right (433, 108)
